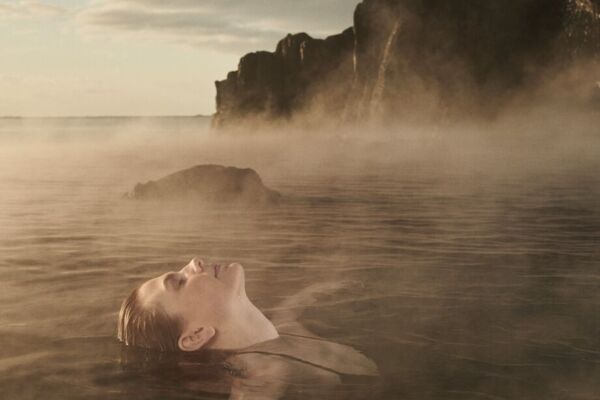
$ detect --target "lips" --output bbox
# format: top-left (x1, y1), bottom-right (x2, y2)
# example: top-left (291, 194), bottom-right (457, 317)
top-left (213, 264), bottom-right (222, 278)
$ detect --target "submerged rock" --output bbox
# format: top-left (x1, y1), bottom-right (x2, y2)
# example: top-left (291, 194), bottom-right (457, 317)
top-left (127, 165), bottom-right (281, 204)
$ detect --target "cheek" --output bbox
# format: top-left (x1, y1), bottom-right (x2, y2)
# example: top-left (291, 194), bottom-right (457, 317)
top-left (183, 278), bottom-right (230, 312)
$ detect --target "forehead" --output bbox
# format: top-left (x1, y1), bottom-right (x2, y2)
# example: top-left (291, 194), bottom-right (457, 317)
top-left (138, 276), bottom-right (165, 308)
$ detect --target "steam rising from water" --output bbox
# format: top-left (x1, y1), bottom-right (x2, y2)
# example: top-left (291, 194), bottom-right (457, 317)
top-left (0, 79), bottom-right (598, 399)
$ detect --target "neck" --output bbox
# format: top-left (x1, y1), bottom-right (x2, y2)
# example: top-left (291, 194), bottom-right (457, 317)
top-left (211, 297), bottom-right (279, 350)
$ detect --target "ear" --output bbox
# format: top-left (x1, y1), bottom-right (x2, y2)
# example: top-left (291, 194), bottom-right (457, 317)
top-left (178, 326), bottom-right (216, 352)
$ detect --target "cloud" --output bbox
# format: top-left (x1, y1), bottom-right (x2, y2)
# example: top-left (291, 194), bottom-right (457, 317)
top-left (76, 0), bottom-right (356, 53)
top-left (0, 0), bottom-right (67, 18)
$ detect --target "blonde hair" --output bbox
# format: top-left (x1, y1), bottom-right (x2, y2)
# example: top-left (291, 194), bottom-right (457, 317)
top-left (118, 288), bottom-right (183, 352)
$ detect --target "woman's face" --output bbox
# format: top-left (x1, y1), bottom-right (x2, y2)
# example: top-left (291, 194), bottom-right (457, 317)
top-left (137, 258), bottom-right (247, 332)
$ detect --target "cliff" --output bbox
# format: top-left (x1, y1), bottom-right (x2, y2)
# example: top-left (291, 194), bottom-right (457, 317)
top-left (213, 0), bottom-right (600, 127)
top-left (213, 29), bottom-right (354, 127)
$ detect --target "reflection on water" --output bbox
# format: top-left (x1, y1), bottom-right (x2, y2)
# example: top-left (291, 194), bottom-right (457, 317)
top-left (0, 117), bottom-right (599, 399)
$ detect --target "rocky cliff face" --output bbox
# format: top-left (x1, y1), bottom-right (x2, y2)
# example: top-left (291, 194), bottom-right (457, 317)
top-left (213, 29), bottom-right (354, 127)
top-left (214, 0), bottom-right (600, 127)
top-left (347, 0), bottom-right (600, 121)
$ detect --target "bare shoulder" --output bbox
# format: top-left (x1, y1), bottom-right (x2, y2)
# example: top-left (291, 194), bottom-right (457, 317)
top-left (225, 351), bottom-right (342, 383)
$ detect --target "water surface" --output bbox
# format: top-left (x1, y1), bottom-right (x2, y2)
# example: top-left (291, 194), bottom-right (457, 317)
top-left (0, 117), bottom-right (598, 399)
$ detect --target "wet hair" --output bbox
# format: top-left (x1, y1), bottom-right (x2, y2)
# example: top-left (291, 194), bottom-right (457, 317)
top-left (118, 288), bottom-right (183, 352)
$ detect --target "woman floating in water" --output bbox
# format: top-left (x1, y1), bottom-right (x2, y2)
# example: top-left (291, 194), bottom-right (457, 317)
top-left (118, 258), bottom-right (378, 399)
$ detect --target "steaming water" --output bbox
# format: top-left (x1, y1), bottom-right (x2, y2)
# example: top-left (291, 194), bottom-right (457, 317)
top-left (0, 117), bottom-right (599, 400)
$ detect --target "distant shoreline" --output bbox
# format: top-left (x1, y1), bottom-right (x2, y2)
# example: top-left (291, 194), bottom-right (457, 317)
top-left (0, 115), bottom-right (211, 120)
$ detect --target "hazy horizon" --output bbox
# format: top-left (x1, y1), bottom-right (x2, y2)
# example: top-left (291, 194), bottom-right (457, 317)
top-left (0, 114), bottom-right (212, 118)
top-left (0, 0), bottom-right (357, 117)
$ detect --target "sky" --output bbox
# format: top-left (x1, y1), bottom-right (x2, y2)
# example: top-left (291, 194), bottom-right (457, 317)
top-left (0, 0), bottom-right (357, 116)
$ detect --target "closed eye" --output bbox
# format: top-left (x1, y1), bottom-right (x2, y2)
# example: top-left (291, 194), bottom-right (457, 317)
top-left (164, 273), bottom-right (186, 291)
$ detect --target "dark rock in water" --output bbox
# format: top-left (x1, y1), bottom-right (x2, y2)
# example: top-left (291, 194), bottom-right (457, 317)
top-left (213, 0), bottom-right (600, 127)
top-left (127, 165), bottom-right (281, 204)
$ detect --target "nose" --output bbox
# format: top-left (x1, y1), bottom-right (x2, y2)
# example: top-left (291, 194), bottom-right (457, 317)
top-left (182, 257), bottom-right (204, 275)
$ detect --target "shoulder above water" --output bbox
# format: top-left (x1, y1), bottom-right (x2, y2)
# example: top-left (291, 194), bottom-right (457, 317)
top-left (226, 333), bottom-right (379, 379)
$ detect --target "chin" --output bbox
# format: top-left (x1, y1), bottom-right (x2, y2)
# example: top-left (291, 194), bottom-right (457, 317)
top-left (228, 263), bottom-right (246, 297)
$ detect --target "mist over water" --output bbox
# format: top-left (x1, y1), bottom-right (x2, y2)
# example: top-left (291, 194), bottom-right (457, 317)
top-left (0, 113), bottom-right (599, 399)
